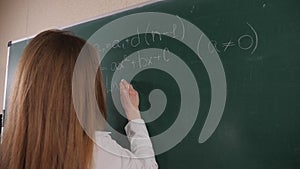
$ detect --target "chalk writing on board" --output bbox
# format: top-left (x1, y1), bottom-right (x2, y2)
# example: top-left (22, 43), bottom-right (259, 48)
top-left (93, 16), bottom-right (185, 54)
top-left (103, 48), bottom-right (171, 93)
top-left (95, 21), bottom-right (258, 94)
top-left (206, 22), bottom-right (258, 54)
top-left (94, 22), bottom-right (258, 59)
top-left (97, 22), bottom-right (257, 94)
top-left (190, 5), bottom-right (196, 13)
top-left (79, 13), bottom-right (227, 153)
top-left (107, 48), bottom-right (170, 72)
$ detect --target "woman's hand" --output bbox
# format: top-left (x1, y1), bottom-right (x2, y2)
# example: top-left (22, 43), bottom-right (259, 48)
top-left (119, 79), bottom-right (141, 121)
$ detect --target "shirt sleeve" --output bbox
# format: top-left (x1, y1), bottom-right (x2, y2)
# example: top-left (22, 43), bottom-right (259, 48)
top-left (93, 119), bottom-right (158, 169)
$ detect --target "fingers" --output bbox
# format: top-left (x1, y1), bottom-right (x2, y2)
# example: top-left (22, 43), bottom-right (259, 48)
top-left (119, 79), bottom-right (141, 120)
top-left (129, 85), bottom-right (139, 97)
top-left (120, 79), bottom-right (135, 91)
top-left (120, 79), bottom-right (129, 96)
top-left (120, 80), bottom-right (134, 96)
top-left (120, 79), bottom-right (129, 90)
top-left (129, 84), bottom-right (134, 94)
top-left (119, 79), bottom-right (139, 96)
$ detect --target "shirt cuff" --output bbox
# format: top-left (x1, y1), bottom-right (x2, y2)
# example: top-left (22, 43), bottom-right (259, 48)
top-left (124, 119), bottom-right (149, 139)
top-left (130, 118), bottom-right (145, 124)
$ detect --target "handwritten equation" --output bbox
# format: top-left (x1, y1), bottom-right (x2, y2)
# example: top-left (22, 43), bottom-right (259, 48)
top-left (94, 21), bottom-right (258, 58)
top-left (93, 20), bottom-right (182, 53)
top-left (206, 23), bottom-right (258, 54)
top-left (100, 48), bottom-right (171, 71)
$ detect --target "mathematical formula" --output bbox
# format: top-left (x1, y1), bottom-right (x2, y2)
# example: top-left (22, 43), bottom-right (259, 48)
top-left (100, 48), bottom-right (171, 72)
top-left (206, 23), bottom-right (258, 54)
top-left (94, 21), bottom-right (258, 58)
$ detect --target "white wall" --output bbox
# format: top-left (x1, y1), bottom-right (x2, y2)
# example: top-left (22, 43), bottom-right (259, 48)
top-left (0, 0), bottom-right (151, 113)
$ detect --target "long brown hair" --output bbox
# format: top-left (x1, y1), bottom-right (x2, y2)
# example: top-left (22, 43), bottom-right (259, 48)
top-left (0, 30), bottom-right (107, 169)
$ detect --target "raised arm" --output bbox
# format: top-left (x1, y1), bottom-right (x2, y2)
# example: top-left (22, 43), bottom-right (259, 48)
top-left (93, 80), bottom-right (158, 169)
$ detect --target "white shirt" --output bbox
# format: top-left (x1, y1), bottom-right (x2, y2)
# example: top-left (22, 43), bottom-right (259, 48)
top-left (92, 119), bottom-right (158, 169)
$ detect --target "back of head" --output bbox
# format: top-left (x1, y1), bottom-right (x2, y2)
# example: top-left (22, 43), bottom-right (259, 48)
top-left (0, 30), bottom-right (107, 169)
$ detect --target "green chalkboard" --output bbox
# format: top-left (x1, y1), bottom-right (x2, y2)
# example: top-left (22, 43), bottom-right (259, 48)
top-left (4, 0), bottom-right (300, 168)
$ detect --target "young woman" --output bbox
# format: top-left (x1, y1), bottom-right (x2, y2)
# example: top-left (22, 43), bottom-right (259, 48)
top-left (0, 30), bottom-right (158, 169)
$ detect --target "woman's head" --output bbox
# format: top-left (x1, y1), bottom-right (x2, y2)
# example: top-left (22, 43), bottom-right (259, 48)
top-left (0, 30), bottom-right (107, 169)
